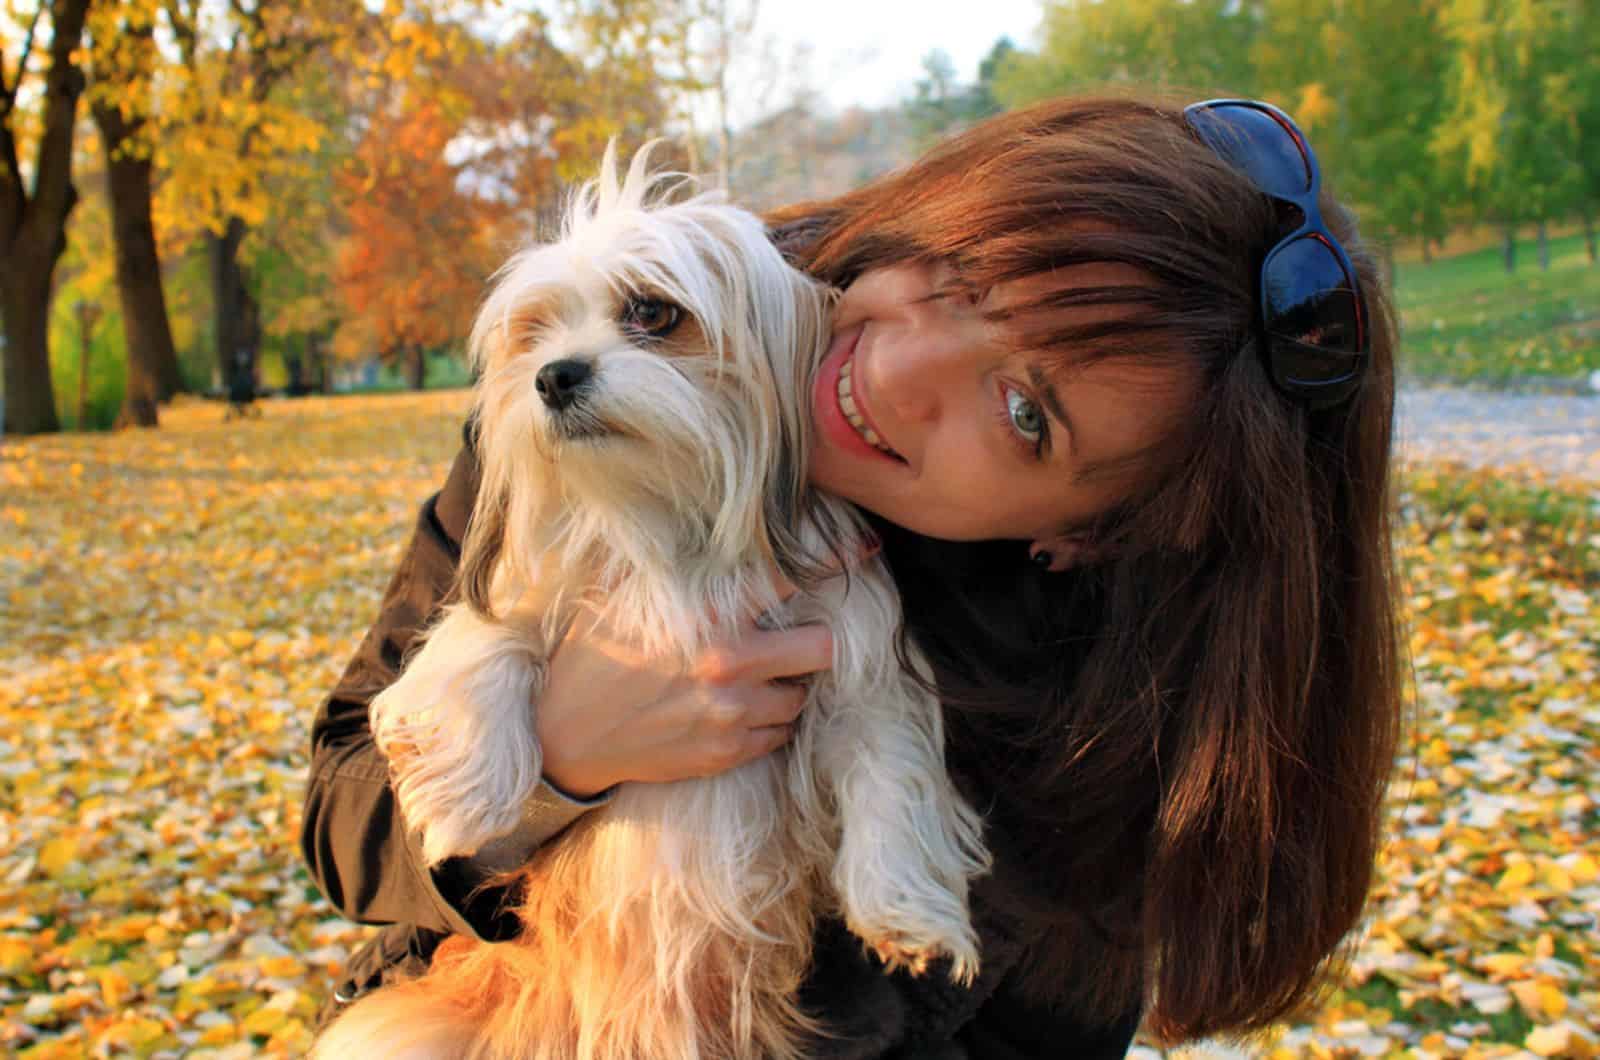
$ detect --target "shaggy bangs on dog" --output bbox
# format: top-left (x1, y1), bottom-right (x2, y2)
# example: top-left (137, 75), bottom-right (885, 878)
top-left (471, 144), bottom-right (788, 377)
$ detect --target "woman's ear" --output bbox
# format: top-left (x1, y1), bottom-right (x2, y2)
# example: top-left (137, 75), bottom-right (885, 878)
top-left (1028, 530), bottom-right (1103, 572)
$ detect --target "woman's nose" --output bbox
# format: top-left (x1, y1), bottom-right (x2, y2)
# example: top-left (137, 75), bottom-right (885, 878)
top-left (869, 328), bottom-right (956, 425)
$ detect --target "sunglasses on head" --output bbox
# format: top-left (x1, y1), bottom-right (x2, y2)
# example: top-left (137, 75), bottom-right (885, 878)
top-left (1183, 98), bottom-right (1370, 410)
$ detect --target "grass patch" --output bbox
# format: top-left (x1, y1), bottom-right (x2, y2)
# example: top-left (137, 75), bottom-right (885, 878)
top-left (1340, 975), bottom-right (1540, 1046)
top-left (1394, 231), bottom-right (1599, 385)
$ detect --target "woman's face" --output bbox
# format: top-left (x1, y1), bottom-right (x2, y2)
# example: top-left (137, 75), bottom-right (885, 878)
top-left (808, 262), bottom-right (1199, 542)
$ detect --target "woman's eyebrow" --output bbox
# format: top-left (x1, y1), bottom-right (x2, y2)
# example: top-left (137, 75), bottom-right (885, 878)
top-left (1027, 364), bottom-right (1076, 457)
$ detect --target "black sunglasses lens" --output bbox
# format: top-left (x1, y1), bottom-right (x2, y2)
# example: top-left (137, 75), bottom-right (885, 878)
top-left (1262, 235), bottom-right (1365, 384)
top-left (1188, 104), bottom-right (1314, 200)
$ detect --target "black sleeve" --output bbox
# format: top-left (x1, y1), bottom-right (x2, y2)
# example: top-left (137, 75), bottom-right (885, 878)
top-left (299, 426), bottom-right (522, 942)
top-left (953, 974), bottom-right (1141, 1060)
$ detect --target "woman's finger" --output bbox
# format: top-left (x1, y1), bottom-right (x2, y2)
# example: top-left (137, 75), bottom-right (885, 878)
top-left (743, 682), bottom-right (809, 729)
top-left (739, 623), bottom-right (833, 682)
top-left (743, 723), bottom-right (795, 761)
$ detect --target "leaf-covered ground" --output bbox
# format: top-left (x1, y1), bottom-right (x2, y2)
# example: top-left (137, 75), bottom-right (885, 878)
top-left (2, 392), bottom-right (1596, 1058)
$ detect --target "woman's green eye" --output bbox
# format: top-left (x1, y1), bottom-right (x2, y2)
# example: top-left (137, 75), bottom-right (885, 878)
top-left (621, 299), bottom-right (682, 338)
top-left (1007, 388), bottom-right (1044, 443)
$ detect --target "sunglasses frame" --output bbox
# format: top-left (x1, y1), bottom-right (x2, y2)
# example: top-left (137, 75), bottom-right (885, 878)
top-left (1183, 98), bottom-right (1370, 409)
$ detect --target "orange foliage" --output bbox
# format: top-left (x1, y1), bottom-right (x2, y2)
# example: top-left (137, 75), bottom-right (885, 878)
top-left (332, 96), bottom-right (497, 360)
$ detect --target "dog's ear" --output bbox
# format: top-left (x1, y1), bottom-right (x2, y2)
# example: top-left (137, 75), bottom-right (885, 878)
top-left (758, 270), bottom-right (844, 588)
top-left (458, 489), bottom-right (508, 620)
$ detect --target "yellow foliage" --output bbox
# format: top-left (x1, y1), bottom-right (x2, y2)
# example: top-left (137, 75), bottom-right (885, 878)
top-left (1295, 82), bottom-right (1336, 129)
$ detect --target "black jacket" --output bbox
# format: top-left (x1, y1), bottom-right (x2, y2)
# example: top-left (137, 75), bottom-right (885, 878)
top-left (300, 425), bottom-right (1140, 1059)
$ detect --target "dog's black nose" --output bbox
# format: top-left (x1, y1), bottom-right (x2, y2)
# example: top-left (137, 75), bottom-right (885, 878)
top-left (535, 359), bottom-right (592, 410)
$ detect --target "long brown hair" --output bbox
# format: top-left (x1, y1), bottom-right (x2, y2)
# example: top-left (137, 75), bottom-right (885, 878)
top-left (768, 95), bottom-right (1403, 1042)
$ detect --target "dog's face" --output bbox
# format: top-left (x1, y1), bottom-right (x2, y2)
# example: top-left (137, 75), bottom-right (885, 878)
top-left (462, 148), bottom-right (833, 610)
top-left (476, 265), bottom-right (746, 499)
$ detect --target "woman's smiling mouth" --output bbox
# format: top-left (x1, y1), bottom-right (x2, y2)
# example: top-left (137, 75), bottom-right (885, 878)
top-left (836, 350), bottom-right (901, 458)
top-left (813, 325), bottom-right (907, 466)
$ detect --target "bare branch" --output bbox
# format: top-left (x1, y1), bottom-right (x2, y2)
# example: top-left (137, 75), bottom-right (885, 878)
top-left (161, 0), bottom-right (199, 68)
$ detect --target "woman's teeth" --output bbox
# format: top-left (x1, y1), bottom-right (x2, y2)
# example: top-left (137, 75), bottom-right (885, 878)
top-left (837, 355), bottom-right (898, 456)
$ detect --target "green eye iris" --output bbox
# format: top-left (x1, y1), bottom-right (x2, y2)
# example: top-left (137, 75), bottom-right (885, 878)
top-left (1007, 388), bottom-right (1044, 442)
top-left (621, 298), bottom-right (683, 338)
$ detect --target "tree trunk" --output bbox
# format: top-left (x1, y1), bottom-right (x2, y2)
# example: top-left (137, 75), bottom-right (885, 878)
top-left (209, 215), bottom-right (259, 402)
top-left (1502, 224), bottom-right (1516, 274)
top-left (1584, 206), bottom-right (1596, 265)
top-left (94, 90), bottom-right (183, 417)
top-left (1537, 219), bottom-right (1550, 271)
top-left (0, 258), bottom-right (63, 433)
top-left (308, 331), bottom-right (332, 393)
top-left (0, 0), bottom-right (92, 435)
top-left (1421, 236), bottom-right (1433, 264)
top-left (407, 344), bottom-right (427, 390)
top-left (284, 337), bottom-right (307, 397)
top-left (114, 297), bottom-right (160, 429)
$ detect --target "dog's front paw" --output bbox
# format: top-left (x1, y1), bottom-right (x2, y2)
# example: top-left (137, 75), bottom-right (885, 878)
top-left (379, 691), bottom-right (541, 864)
top-left (848, 916), bottom-right (981, 985)
top-left (404, 760), bottom-right (536, 866)
top-left (370, 613), bottom-right (545, 865)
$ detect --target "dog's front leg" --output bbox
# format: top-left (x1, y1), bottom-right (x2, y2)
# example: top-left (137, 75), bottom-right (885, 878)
top-left (815, 626), bottom-right (991, 985)
top-left (370, 601), bottom-right (548, 866)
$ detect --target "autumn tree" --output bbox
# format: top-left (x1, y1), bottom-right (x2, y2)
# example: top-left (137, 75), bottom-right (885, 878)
top-left (1, 0), bottom-right (91, 435)
top-left (329, 9), bottom-right (684, 387)
top-left (87, 0), bottom-right (185, 428)
top-left (550, 0), bottom-right (682, 168)
top-left (158, 0), bottom-right (359, 402)
top-left (333, 93), bottom-right (496, 389)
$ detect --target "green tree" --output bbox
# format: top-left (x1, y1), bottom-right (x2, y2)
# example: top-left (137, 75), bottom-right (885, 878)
top-left (1251, 0), bottom-right (1455, 269)
top-left (904, 40), bottom-right (1013, 145)
top-left (1432, 0), bottom-right (1583, 272)
top-left (995, 0), bottom-right (1256, 104)
top-left (1341, 0), bottom-right (1456, 263)
top-left (1565, 0), bottom-right (1599, 262)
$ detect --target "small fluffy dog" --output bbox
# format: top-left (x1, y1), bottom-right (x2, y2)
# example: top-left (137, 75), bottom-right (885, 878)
top-left (313, 147), bottom-right (990, 1060)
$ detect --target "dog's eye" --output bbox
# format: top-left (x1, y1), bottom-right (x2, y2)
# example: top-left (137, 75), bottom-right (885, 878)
top-left (620, 298), bottom-right (683, 339)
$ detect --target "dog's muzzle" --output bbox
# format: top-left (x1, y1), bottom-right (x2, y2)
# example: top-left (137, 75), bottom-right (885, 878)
top-left (536, 358), bottom-right (592, 412)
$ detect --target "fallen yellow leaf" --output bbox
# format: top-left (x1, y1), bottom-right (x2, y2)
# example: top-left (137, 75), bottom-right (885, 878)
top-left (37, 836), bottom-right (79, 877)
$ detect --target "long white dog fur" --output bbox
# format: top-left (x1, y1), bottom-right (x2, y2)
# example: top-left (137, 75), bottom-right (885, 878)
top-left (313, 145), bottom-right (990, 1060)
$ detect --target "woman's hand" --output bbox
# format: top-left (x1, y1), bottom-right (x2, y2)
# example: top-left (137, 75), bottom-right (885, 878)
top-left (533, 580), bottom-right (833, 798)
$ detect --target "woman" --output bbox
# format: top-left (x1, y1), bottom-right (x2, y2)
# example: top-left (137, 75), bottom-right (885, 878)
top-left (302, 94), bottom-right (1402, 1057)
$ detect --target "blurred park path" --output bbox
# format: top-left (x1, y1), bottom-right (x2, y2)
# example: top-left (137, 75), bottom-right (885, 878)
top-left (1399, 385), bottom-right (1600, 482)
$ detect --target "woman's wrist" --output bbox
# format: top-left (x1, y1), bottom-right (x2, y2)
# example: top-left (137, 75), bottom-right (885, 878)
top-left (468, 777), bottom-right (617, 873)
top-left (542, 769), bottom-right (616, 803)
top-left (539, 749), bottom-right (616, 801)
